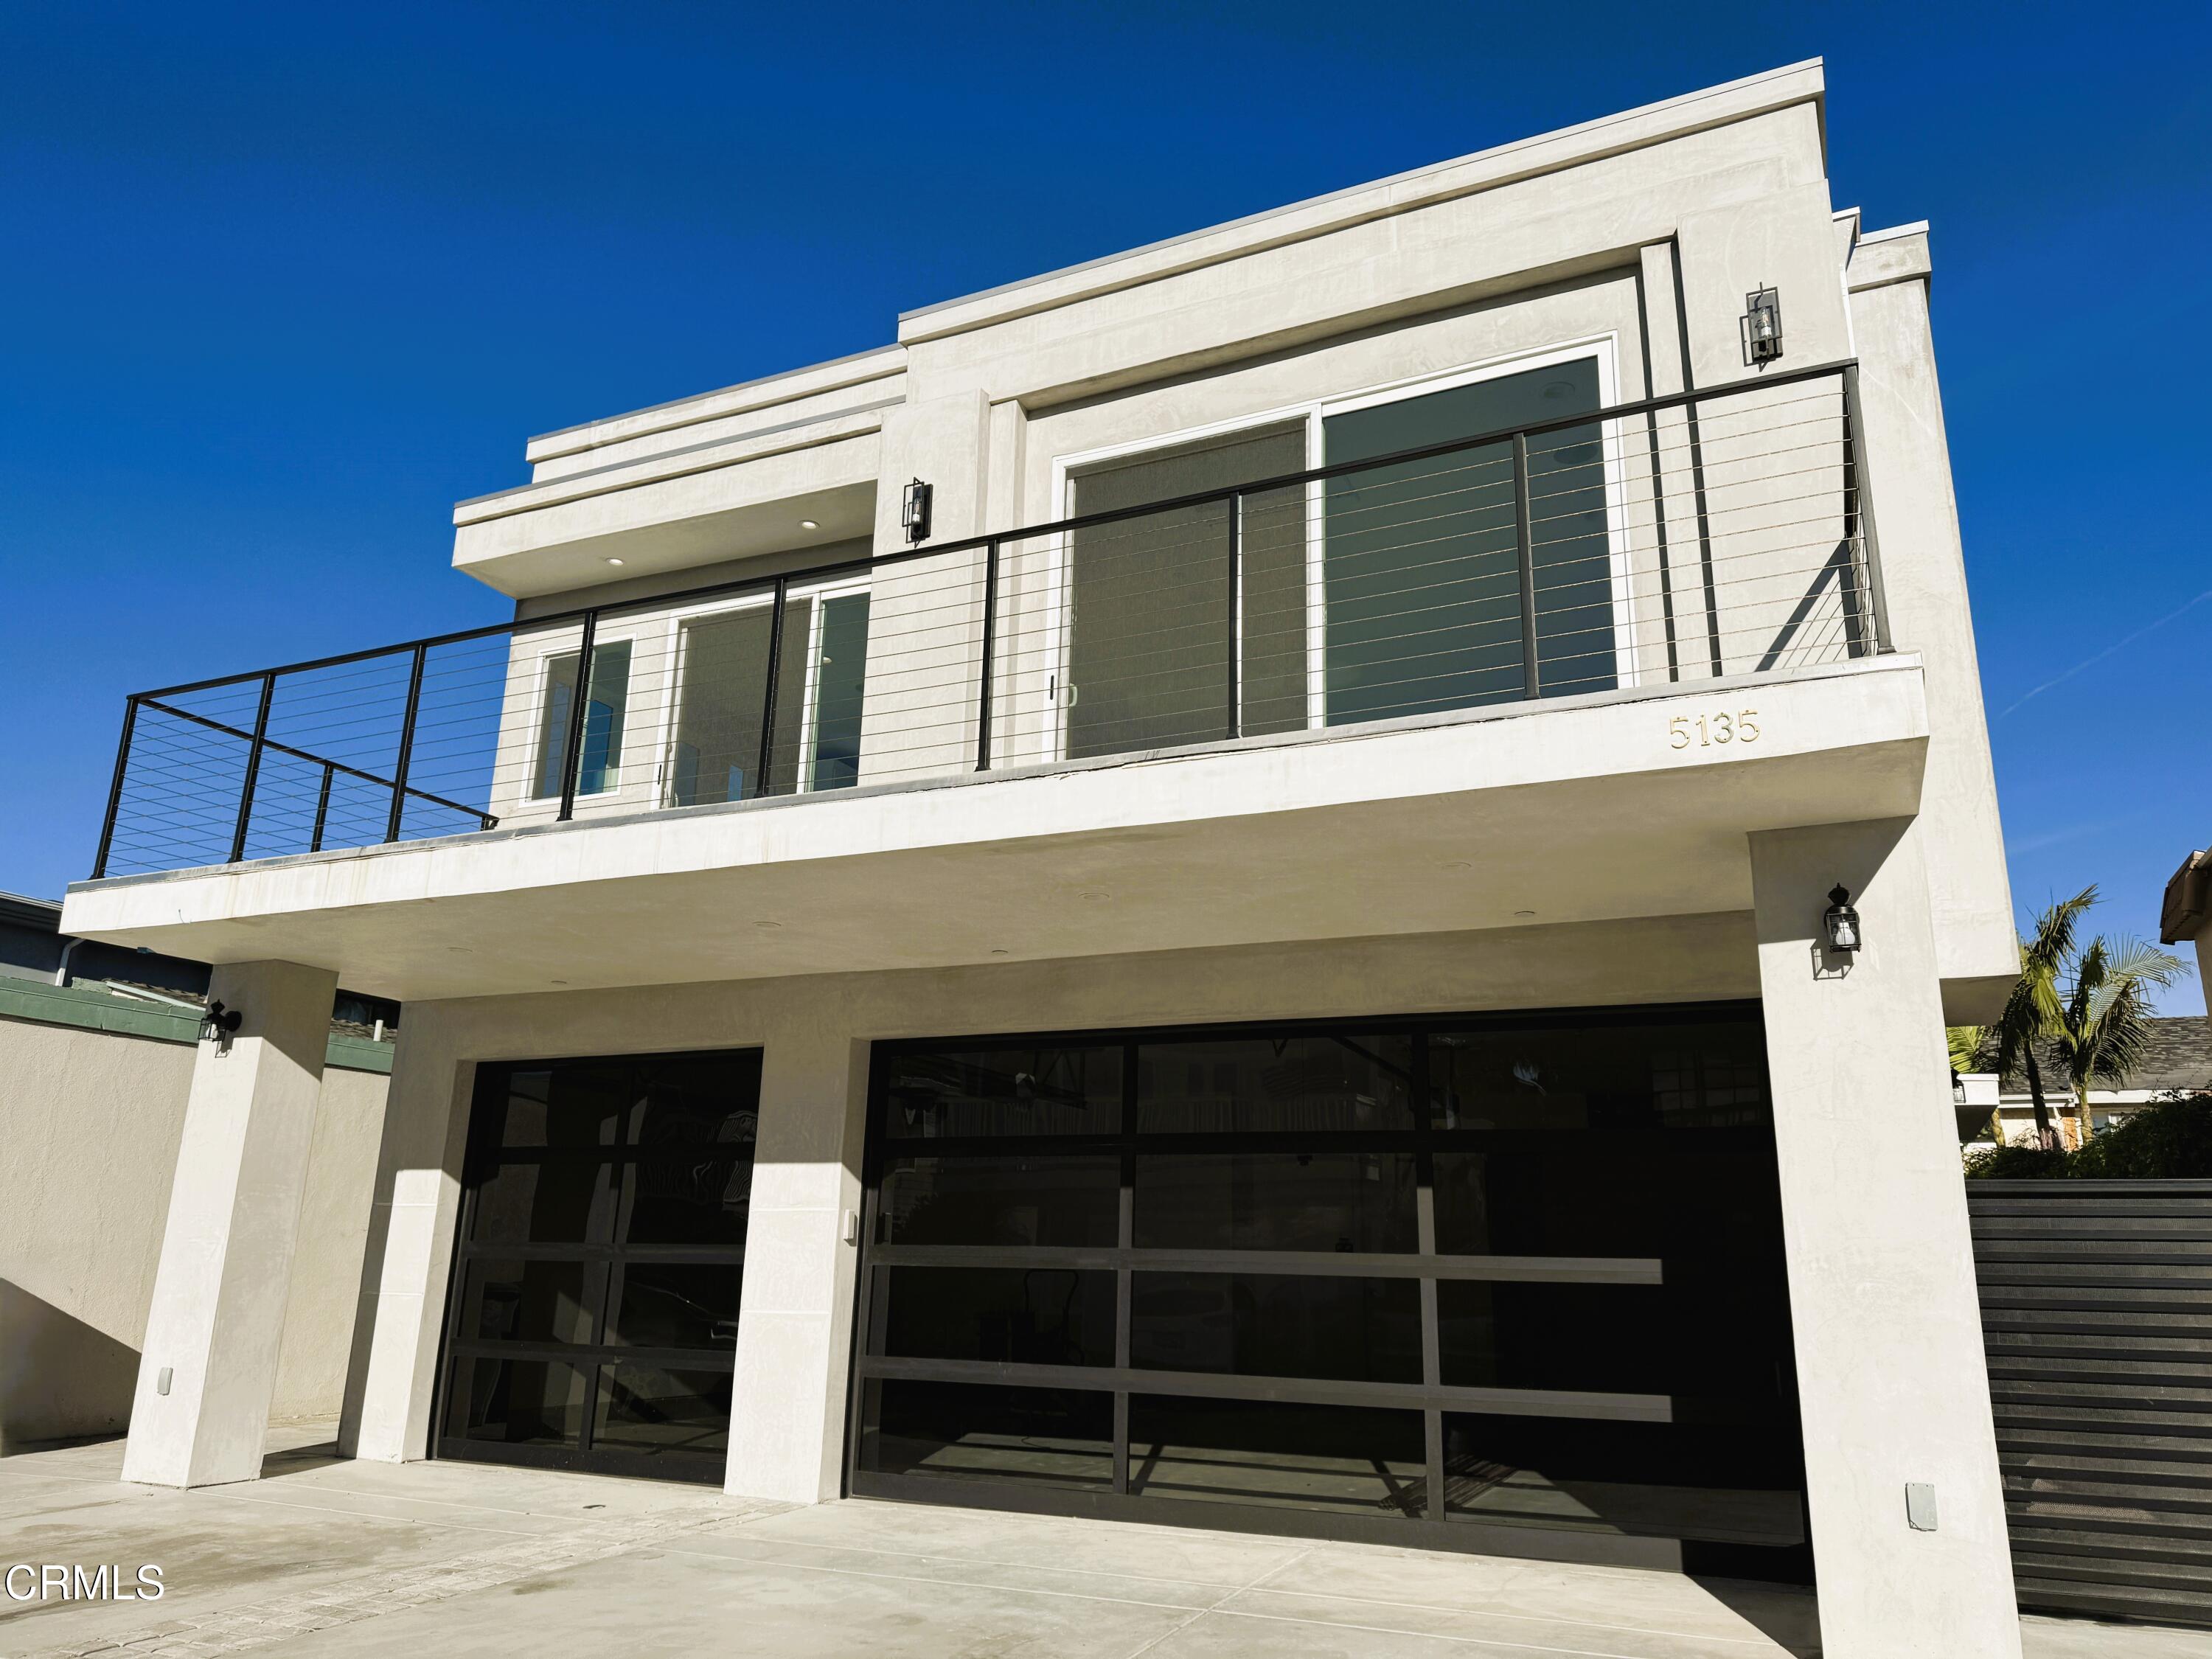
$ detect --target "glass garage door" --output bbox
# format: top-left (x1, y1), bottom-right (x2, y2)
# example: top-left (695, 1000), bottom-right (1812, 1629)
top-left (849, 1009), bottom-right (1809, 1580)
top-left (437, 1049), bottom-right (759, 1482)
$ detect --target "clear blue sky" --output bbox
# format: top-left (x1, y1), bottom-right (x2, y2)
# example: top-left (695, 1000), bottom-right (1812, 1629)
top-left (4, 1), bottom-right (2206, 1011)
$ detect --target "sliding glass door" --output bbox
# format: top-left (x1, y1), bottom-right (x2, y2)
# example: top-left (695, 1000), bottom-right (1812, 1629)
top-left (1063, 426), bottom-right (1307, 759)
top-left (1323, 355), bottom-right (1617, 720)
top-left (664, 587), bottom-right (872, 806)
top-left (1052, 350), bottom-right (1624, 762)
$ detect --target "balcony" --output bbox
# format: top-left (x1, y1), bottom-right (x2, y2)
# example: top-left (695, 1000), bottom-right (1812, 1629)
top-left (67, 362), bottom-right (1928, 996)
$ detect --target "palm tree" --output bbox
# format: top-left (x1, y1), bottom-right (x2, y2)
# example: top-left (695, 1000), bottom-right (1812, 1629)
top-left (1997, 888), bottom-right (2093, 1150)
top-left (1994, 886), bottom-right (2185, 1147)
top-left (2051, 935), bottom-right (2186, 1144)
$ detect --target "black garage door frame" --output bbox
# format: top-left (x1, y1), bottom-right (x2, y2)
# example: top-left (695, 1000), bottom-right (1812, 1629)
top-left (842, 1003), bottom-right (1808, 1578)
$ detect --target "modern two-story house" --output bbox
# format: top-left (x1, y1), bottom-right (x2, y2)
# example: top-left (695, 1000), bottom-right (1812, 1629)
top-left (60, 62), bottom-right (2023, 1659)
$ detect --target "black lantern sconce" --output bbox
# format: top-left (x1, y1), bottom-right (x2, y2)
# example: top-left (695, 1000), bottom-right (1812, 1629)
top-left (1742, 285), bottom-right (1783, 368)
top-left (1823, 885), bottom-right (1862, 954)
top-left (201, 1000), bottom-right (243, 1043)
top-left (901, 478), bottom-right (933, 545)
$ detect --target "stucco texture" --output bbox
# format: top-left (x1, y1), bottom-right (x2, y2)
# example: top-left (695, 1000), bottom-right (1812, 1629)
top-left (0, 1015), bottom-right (386, 1451)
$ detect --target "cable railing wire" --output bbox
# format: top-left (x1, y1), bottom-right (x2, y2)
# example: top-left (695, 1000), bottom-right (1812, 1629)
top-left (90, 360), bottom-right (1885, 878)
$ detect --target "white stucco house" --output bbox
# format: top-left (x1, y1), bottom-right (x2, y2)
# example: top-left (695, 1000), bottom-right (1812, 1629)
top-left (58, 62), bottom-right (2025, 1659)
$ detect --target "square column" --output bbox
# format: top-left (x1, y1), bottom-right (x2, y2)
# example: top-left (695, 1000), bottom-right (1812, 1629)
top-left (725, 1019), bottom-right (867, 1503)
top-left (122, 959), bottom-right (338, 1488)
top-left (1749, 820), bottom-right (2019, 1659)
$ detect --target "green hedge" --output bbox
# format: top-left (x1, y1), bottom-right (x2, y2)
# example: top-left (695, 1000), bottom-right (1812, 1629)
top-left (1966, 1094), bottom-right (2212, 1180)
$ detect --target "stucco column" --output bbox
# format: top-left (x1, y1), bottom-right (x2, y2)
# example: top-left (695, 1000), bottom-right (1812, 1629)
top-left (725, 1009), bottom-right (868, 1502)
top-left (1749, 819), bottom-right (2019, 1659)
top-left (338, 1011), bottom-right (470, 1464)
top-left (122, 959), bottom-right (338, 1488)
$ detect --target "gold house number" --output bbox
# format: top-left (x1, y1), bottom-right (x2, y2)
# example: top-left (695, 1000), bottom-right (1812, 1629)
top-left (1669, 709), bottom-right (1760, 749)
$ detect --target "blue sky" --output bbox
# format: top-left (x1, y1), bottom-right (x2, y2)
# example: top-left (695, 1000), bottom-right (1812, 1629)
top-left (4, 1), bottom-right (2207, 1011)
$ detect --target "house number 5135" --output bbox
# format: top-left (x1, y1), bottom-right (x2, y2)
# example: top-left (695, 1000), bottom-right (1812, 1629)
top-left (1669, 709), bottom-right (1759, 749)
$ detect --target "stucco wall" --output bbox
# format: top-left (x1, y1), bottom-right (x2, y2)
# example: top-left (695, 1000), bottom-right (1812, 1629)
top-left (0, 1013), bottom-right (388, 1451)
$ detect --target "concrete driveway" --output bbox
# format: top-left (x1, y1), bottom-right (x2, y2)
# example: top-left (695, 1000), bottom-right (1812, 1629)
top-left (1, 1423), bottom-right (2204, 1659)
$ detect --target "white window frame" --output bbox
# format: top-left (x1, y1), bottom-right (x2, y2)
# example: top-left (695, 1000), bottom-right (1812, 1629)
top-left (645, 573), bottom-right (873, 809)
top-left (1043, 334), bottom-right (1637, 759)
top-left (520, 622), bottom-right (653, 814)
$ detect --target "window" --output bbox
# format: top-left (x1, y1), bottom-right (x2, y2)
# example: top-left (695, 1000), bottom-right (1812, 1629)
top-left (1053, 344), bottom-right (1627, 762)
top-left (1064, 426), bottom-right (1306, 759)
top-left (809, 592), bottom-right (871, 791)
top-left (1323, 356), bottom-right (1616, 718)
top-left (663, 585), bottom-right (871, 808)
top-left (532, 641), bottom-right (633, 799)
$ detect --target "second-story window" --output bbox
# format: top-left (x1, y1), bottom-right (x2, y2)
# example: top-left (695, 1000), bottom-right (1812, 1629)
top-left (532, 641), bottom-right (633, 798)
top-left (661, 582), bottom-right (872, 808)
top-left (1052, 345), bottom-right (1625, 765)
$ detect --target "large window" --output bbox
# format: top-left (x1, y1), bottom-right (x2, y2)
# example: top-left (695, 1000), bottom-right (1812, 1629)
top-left (850, 1009), bottom-right (1807, 1580)
top-left (437, 1049), bottom-right (759, 1482)
top-left (1054, 347), bottom-right (1625, 762)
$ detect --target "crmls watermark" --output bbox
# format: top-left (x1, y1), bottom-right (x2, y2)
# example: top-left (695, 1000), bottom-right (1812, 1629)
top-left (4, 1564), bottom-right (164, 1601)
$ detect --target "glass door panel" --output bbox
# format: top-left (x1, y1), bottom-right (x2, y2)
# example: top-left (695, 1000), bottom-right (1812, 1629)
top-left (1065, 425), bottom-right (1306, 759)
top-left (853, 1013), bottom-right (1808, 1579)
top-left (1322, 357), bottom-right (1615, 721)
top-left (809, 591), bottom-right (871, 790)
top-left (437, 1049), bottom-right (760, 1482)
top-left (667, 600), bottom-right (812, 806)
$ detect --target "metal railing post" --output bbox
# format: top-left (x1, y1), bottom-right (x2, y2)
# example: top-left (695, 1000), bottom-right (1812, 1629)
top-left (756, 578), bottom-right (787, 798)
top-left (386, 645), bottom-right (428, 842)
top-left (1840, 364), bottom-right (1894, 653)
top-left (1225, 494), bottom-right (1242, 739)
top-left (230, 674), bottom-right (276, 863)
top-left (91, 696), bottom-right (141, 880)
top-left (310, 763), bottom-right (335, 853)
top-left (556, 616), bottom-right (597, 822)
top-left (1682, 394), bottom-right (1725, 678)
top-left (975, 539), bottom-right (1001, 771)
top-left (1512, 434), bottom-right (1540, 700)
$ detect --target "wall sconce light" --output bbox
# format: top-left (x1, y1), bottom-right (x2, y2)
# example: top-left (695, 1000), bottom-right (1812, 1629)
top-left (901, 478), bottom-right (933, 544)
top-left (1823, 885), bottom-right (1862, 954)
top-left (201, 1000), bottom-right (243, 1040)
top-left (1742, 285), bottom-right (1783, 367)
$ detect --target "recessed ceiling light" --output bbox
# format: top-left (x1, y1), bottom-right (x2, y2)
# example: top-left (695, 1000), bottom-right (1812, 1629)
top-left (1514, 909), bottom-right (1537, 918)
top-left (799, 519), bottom-right (819, 530)
top-left (605, 557), bottom-right (625, 566)
top-left (551, 978), bottom-right (569, 985)
top-left (753, 920), bottom-right (783, 931)
top-left (990, 948), bottom-right (1009, 956)
top-left (1079, 890), bottom-right (1110, 902)
top-left (1441, 860), bottom-right (1473, 871)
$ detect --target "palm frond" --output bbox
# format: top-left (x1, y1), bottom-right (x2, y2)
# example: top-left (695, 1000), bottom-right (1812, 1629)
top-left (1997, 888), bottom-right (2099, 1082)
top-left (2056, 934), bottom-right (2187, 1093)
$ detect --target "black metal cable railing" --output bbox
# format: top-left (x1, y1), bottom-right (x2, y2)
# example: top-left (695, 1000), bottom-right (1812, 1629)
top-left (90, 361), bottom-right (1888, 880)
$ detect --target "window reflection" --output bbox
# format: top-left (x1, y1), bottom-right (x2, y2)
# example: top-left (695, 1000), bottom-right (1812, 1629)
top-left (1135, 1034), bottom-right (1413, 1133)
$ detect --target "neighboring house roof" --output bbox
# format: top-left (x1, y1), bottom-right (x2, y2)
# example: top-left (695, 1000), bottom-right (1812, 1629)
top-left (1975, 1017), bottom-right (2212, 1096)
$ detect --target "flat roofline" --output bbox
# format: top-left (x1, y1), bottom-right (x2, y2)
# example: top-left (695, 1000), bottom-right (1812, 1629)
top-left (897, 59), bottom-right (1826, 330)
top-left (524, 343), bottom-right (905, 457)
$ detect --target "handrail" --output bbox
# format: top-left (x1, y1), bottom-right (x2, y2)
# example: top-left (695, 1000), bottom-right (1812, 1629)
top-left (138, 695), bottom-right (498, 830)
top-left (91, 356), bottom-right (1880, 880)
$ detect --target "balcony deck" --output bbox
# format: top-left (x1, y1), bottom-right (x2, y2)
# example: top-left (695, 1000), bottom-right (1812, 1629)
top-left (61, 654), bottom-right (1926, 1001)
